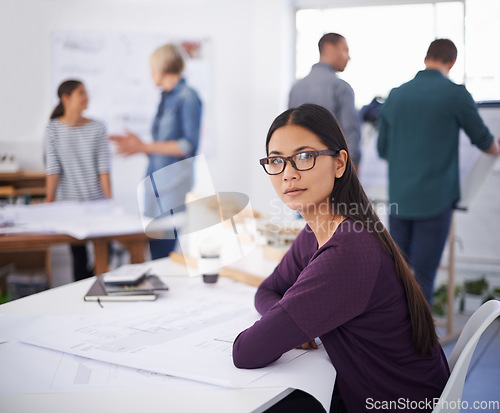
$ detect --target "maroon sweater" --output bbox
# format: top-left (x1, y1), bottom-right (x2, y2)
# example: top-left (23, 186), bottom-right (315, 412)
top-left (233, 218), bottom-right (449, 412)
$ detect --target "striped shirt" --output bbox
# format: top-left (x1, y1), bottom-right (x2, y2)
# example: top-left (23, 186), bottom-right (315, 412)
top-left (44, 118), bottom-right (111, 201)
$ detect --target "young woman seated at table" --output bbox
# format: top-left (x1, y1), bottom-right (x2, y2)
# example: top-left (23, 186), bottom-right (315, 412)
top-left (233, 104), bottom-right (449, 413)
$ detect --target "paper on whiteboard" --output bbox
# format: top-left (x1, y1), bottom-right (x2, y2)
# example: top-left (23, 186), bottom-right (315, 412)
top-left (359, 104), bottom-right (500, 208)
top-left (457, 105), bottom-right (500, 210)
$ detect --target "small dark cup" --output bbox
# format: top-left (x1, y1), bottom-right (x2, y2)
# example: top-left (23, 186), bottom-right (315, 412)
top-left (202, 273), bottom-right (219, 283)
top-left (200, 253), bottom-right (220, 284)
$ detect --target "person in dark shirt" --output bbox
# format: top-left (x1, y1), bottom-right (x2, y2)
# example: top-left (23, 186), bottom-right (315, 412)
top-left (233, 104), bottom-right (449, 412)
top-left (377, 39), bottom-right (499, 305)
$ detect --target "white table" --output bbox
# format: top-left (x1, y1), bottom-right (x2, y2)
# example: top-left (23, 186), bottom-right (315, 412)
top-left (0, 258), bottom-right (335, 413)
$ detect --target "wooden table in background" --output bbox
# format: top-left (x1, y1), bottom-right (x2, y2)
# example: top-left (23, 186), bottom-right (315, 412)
top-left (0, 231), bottom-right (150, 285)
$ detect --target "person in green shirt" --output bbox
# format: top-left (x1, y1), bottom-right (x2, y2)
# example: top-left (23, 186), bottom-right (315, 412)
top-left (377, 38), bottom-right (499, 305)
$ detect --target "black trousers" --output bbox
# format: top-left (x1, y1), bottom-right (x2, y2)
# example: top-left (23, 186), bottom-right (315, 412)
top-left (264, 384), bottom-right (347, 413)
top-left (70, 244), bottom-right (94, 281)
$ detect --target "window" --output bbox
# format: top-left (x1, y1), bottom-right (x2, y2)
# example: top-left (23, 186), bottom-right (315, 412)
top-left (295, 2), bottom-right (466, 108)
top-left (464, 0), bottom-right (500, 101)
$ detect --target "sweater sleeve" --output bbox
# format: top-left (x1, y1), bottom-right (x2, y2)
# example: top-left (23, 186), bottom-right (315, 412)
top-left (233, 302), bottom-right (310, 369)
top-left (234, 228), bottom-right (382, 370)
top-left (254, 227), bottom-right (315, 315)
top-left (255, 268), bottom-right (294, 315)
top-left (279, 233), bottom-right (380, 339)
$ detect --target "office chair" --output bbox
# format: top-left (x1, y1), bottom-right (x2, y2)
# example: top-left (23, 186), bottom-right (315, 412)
top-left (432, 299), bottom-right (500, 413)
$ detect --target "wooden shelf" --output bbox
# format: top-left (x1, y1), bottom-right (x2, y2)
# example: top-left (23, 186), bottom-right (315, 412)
top-left (0, 171), bottom-right (46, 200)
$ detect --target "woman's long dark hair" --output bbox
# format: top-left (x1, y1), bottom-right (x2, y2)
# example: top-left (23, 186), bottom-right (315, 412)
top-left (265, 103), bottom-right (438, 356)
top-left (50, 80), bottom-right (83, 119)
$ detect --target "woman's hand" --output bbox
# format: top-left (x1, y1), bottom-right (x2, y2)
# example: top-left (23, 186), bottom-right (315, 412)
top-left (109, 131), bottom-right (145, 156)
top-left (296, 340), bottom-right (318, 350)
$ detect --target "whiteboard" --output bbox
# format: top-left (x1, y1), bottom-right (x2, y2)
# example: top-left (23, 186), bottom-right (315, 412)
top-left (51, 30), bottom-right (212, 138)
top-left (456, 103), bottom-right (500, 210)
top-left (51, 30), bottom-right (213, 213)
top-left (359, 103), bottom-right (500, 210)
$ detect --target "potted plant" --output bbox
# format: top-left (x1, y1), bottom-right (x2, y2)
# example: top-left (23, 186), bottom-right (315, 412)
top-left (432, 283), bottom-right (461, 317)
top-left (461, 276), bottom-right (489, 315)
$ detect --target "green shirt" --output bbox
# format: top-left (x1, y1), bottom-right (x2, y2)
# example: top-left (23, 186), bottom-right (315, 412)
top-left (377, 70), bottom-right (493, 219)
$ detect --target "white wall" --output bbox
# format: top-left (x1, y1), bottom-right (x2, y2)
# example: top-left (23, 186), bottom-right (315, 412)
top-left (1, 0), bottom-right (499, 277)
top-left (0, 0), bottom-right (295, 216)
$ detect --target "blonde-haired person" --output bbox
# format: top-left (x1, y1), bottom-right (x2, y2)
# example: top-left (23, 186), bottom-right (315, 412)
top-left (150, 43), bottom-right (185, 76)
top-left (109, 43), bottom-right (202, 259)
top-left (45, 79), bottom-right (112, 281)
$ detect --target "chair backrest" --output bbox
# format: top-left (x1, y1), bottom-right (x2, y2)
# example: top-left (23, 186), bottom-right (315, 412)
top-left (432, 300), bottom-right (500, 413)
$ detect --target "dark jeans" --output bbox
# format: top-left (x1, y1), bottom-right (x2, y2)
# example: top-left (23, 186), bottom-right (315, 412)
top-left (389, 207), bottom-right (453, 305)
top-left (149, 238), bottom-right (177, 260)
top-left (70, 244), bottom-right (94, 281)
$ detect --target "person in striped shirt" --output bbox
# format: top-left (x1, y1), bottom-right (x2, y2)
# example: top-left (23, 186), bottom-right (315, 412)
top-left (45, 79), bottom-right (112, 280)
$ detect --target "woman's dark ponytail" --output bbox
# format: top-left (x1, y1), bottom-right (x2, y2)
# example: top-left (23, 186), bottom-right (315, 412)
top-left (49, 80), bottom-right (83, 120)
top-left (50, 102), bottom-right (65, 119)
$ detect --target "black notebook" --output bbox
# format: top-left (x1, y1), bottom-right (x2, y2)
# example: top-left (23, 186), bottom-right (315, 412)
top-left (84, 275), bottom-right (169, 302)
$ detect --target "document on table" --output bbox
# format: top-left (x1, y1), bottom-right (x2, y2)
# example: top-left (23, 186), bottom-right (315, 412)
top-left (0, 340), bottom-right (215, 394)
top-left (0, 317), bottom-right (334, 411)
top-left (250, 341), bottom-right (336, 410)
top-left (20, 310), bottom-right (302, 388)
top-left (19, 299), bottom-right (303, 388)
top-left (0, 279), bottom-right (336, 411)
top-left (0, 200), bottom-right (181, 239)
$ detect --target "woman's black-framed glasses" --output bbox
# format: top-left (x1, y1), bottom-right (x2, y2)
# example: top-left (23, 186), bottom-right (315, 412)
top-left (259, 149), bottom-right (340, 175)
